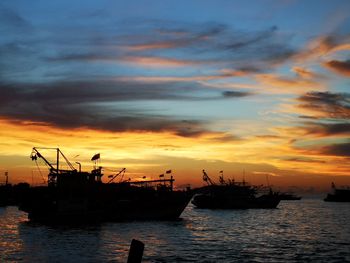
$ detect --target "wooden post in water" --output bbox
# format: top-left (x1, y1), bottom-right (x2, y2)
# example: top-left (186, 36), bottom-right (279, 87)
top-left (127, 239), bottom-right (144, 263)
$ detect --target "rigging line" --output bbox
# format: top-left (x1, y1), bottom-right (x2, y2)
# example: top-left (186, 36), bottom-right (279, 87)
top-left (119, 169), bottom-right (126, 183)
top-left (58, 149), bottom-right (75, 171)
top-left (35, 159), bottom-right (47, 184)
top-left (104, 167), bottom-right (122, 172)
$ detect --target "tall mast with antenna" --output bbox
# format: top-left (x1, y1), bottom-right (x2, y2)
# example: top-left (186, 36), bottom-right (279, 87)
top-left (5, 171), bottom-right (8, 185)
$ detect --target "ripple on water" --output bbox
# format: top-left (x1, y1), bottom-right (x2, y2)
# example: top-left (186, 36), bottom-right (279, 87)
top-left (1, 200), bottom-right (350, 262)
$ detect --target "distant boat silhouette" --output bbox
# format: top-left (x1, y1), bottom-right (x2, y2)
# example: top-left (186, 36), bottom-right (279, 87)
top-left (191, 170), bottom-right (280, 209)
top-left (278, 192), bottom-right (302, 200)
top-left (19, 147), bottom-right (192, 222)
top-left (324, 182), bottom-right (350, 202)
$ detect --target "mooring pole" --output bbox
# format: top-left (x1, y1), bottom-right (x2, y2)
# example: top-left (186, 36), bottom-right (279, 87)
top-left (127, 239), bottom-right (144, 263)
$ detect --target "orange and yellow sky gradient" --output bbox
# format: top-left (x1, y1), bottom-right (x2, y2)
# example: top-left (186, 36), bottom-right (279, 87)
top-left (0, 0), bottom-right (349, 192)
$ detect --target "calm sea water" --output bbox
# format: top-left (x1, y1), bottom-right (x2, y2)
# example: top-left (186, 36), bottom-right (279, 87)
top-left (1, 198), bottom-right (350, 262)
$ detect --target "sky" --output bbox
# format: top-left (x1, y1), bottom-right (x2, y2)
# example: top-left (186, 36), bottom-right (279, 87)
top-left (0, 0), bottom-right (349, 191)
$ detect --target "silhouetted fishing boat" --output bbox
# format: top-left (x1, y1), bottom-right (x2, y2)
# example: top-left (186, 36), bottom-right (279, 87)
top-left (324, 182), bottom-right (350, 202)
top-left (19, 147), bottom-right (192, 222)
top-left (191, 170), bottom-right (280, 209)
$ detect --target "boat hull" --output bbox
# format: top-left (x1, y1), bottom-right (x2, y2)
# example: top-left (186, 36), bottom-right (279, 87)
top-left (19, 186), bottom-right (192, 222)
top-left (324, 194), bottom-right (350, 202)
top-left (191, 193), bottom-right (280, 209)
top-left (324, 187), bottom-right (350, 202)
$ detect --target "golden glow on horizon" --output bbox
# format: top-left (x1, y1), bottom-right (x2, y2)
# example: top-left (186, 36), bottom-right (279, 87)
top-left (0, 118), bottom-right (349, 188)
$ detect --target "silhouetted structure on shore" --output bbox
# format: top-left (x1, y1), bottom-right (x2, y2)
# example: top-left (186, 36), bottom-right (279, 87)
top-left (0, 180), bottom-right (30, 207)
top-left (19, 147), bottom-right (192, 222)
top-left (192, 170), bottom-right (280, 209)
top-left (324, 183), bottom-right (350, 202)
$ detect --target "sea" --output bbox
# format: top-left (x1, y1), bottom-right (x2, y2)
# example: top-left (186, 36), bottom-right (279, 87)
top-left (1, 198), bottom-right (350, 262)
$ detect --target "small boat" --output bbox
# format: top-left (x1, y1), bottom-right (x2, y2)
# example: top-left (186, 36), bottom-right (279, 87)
top-left (191, 170), bottom-right (280, 209)
top-left (324, 182), bottom-right (350, 202)
top-left (19, 147), bottom-right (192, 222)
top-left (278, 192), bottom-right (302, 200)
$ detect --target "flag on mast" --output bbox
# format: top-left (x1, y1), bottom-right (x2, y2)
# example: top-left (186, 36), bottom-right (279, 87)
top-left (166, 170), bottom-right (172, 174)
top-left (91, 153), bottom-right (100, 161)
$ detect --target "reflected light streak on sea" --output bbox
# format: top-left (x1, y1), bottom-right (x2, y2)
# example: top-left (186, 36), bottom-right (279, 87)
top-left (0, 198), bottom-right (350, 262)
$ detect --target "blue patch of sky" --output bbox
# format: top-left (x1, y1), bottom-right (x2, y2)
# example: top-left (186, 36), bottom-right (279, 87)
top-left (2, 0), bottom-right (349, 107)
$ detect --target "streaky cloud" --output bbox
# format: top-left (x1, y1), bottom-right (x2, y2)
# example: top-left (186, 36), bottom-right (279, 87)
top-left (320, 142), bottom-right (350, 157)
top-left (46, 21), bottom-right (295, 74)
top-left (0, 80), bottom-right (251, 136)
top-left (324, 60), bottom-right (350, 76)
top-left (294, 35), bottom-right (350, 62)
top-left (297, 91), bottom-right (350, 119)
top-left (255, 73), bottom-right (322, 94)
top-left (283, 157), bottom-right (326, 164)
top-left (222, 91), bottom-right (253, 98)
top-left (0, 5), bottom-right (30, 29)
top-left (301, 122), bottom-right (350, 137)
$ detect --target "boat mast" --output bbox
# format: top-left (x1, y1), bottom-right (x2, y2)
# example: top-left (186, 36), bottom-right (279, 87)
top-left (31, 147), bottom-right (57, 172)
top-left (202, 170), bottom-right (215, 186)
top-left (30, 147), bottom-right (77, 186)
top-left (243, 169), bottom-right (246, 185)
top-left (56, 148), bottom-right (59, 174)
top-left (4, 171), bottom-right (8, 185)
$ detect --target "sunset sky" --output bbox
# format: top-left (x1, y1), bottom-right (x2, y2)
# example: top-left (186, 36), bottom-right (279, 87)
top-left (0, 0), bottom-right (349, 191)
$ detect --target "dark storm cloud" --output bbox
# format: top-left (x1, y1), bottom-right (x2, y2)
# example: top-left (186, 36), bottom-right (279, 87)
top-left (324, 60), bottom-right (350, 77)
top-left (297, 91), bottom-right (350, 119)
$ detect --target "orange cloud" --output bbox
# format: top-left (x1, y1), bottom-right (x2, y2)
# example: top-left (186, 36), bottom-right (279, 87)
top-left (294, 35), bottom-right (350, 62)
top-left (1, 116), bottom-right (349, 189)
top-left (119, 56), bottom-right (205, 67)
top-left (292, 67), bottom-right (322, 79)
top-left (117, 69), bottom-right (251, 82)
top-left (125, 42), bottom-right (179, 51)
top-left (255, 73), bottom-right (323, 94)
